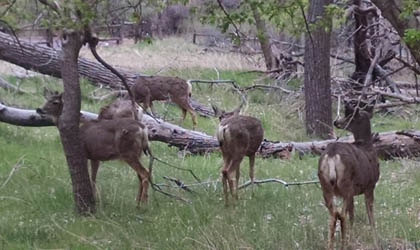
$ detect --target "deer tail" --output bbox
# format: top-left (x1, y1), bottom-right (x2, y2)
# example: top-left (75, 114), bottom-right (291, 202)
top-left (320, 154), bottom-right (340, 186)
top-left (326, 155), bottom-right (343, 186)
top-left (216, 124), bottom-right (230, 147)
top-left (186, 80), bottom-right (192, 97)
top-left (135, 126), bottom-right (149, 153)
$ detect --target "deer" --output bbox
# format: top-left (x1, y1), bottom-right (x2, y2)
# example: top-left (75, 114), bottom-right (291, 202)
top-left (131, 75), bottom-right (197, 129)
top-left (212, 103), bottom-right (264, 206)
top-left (318, 101), bottom-right (380, 250)
top-left (98, 98), bottom-right (143, 121)
top-left (36, 89), bottom-right (151, 206)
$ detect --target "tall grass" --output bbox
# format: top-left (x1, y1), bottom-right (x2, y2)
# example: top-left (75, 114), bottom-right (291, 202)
top-left (0, 38), bottom-right (419, 249)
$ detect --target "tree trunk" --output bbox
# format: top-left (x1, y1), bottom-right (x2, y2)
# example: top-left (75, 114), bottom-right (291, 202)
top-left (133, 1), bottom-right (143, 44)
top-left (352, 0), bottom-right (373, 85)
top-left (2, 103), bottom-right (420, 160)
top-left (250, 3), bottom-right (276, 70)
top-left (304, 0), bottom-right (333, 138)
top-left (58, 31), bottom-right (95, 214)
top-left (371, 0), bottom-right (420, 66)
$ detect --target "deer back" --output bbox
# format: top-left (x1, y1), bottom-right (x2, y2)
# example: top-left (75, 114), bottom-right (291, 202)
top-left (217, 115), bottom-right (264, 156)
top-left (80, 118), bottom-right (147, 161)
top-left (98, 98), bottom-right (143, 121)
top-left (131, 76), bottom-right (191, 103)
top-left (319, 142), bottom-right (379, 196)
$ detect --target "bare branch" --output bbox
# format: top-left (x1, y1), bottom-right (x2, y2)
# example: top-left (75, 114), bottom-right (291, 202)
top-left (239, 178), bottom-right (319, 189)
top-left (215, 0), bottom-right (243, 38)
top-left (163, 176), bottom-right (195, 193)
top-left (37, 0), bottom-right (60, 14)
top-left (0, 77), bottom-right (26, 94)
top-left (0, 156), bottom-right (25, 190)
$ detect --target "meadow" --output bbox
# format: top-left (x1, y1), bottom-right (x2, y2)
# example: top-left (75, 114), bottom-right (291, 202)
top-left (0, 37), bottom-right (419, 250)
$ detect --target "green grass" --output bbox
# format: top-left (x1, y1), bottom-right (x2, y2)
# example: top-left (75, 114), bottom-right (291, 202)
top-left (1, 70), bottom-right (420, 249)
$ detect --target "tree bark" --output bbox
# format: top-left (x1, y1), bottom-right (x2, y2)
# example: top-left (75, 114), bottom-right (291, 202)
top-left (371, 0), bottom-right (420, 66)
top-left (304, 0), bottom-right (333, 138)
top-left (0, 32), bottom-right (139, 88)
top-left (133, 1), bottom-right (143, 44)
top-left (58, 31), bottom-right (95, 214)
top-left (2, 103), bottom-right (420, 160)
top-left (352, 0), bottom-right (374, 85)
top-left (250, 3), bottom-right (276, 70)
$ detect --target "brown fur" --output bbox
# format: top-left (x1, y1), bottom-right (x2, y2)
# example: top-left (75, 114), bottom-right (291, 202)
top-left (37, 90), bottom-right (150, 206)
top-left (212, 105), bottom-right (264, 206)
top-left (318, 103), bottom-right (380, 250)
top-left (131, 76), bottom-right (197, 128)
top-left (98, 98), bottom-right (143, 121)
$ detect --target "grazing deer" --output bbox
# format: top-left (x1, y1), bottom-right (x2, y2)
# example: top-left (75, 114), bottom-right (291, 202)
top-left (131, 76), bottom-right (197, 129)
top-left (98, 98), bottom-right (143, 121)
top-left (212, 104), bottom-right (264, 206)
top-left (37, 89), bottom-right (150, 205)
top-left (318, 102), bottom-right (380, 250)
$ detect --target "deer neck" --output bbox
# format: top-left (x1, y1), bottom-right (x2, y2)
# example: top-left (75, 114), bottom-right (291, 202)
top-left (352, 126), bottom-right (373, 145)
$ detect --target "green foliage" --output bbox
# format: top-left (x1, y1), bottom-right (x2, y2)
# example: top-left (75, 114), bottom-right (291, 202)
top-left (324, 3), bottom-right (346, 29)
top-left (199, 0), bottom-right (307, 38)
top-left (404, 28), bottom-right (420, 48)
top-left (400, 0), bottom-right (420, 19)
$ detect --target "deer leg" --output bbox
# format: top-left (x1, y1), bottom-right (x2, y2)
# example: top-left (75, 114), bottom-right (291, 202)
top-left (230, 156), bottom-right (244, 200)
top-left (235, 167), bottom-right (240, 196)
top-left (347, 196), bottom-right (355, 244)
top-left (188, 109), bottom-right (197, 130)
top-left (249, 154), bottom-right (255, 196)
top-left (226, 166), bottom-right (236, 201)
top-left (365, 190), bottom-right (380, 249)
top-left (249, 154), bottom-right (255, 184)
top-left (323, 192), bottom-right (336, 250)
top-left (221, 157), bottom-right (231, 206)
top-left (328, 213), bottom-right (337, 250)
top-left (124, 158), bottom-right (150, 206)
top-left (90, 160), bottom-right (100, 200)
top-left (339, 198), bottom-right (350, 250)
top-left (181, 108), bottom-right (187, 123)
top-left (149, 102), bottom-right (156, 116)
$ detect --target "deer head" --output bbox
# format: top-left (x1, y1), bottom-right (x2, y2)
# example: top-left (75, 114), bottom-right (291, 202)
top-left (334, 101), bottom-right (374, 143)
top-left (36, 88), bottom-right (63, 124)
top-left (212, 105), bottom-right (240, 121)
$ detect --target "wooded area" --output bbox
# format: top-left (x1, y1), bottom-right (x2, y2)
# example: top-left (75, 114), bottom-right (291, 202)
top-left (0, 0), bottom-right (419, 218)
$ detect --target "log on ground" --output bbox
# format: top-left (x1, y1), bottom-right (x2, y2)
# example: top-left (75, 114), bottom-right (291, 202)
top-left (1, 103), bottom-right (419, 159)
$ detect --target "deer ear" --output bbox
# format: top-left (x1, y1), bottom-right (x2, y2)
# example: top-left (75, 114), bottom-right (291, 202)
top-left (211, 104), bottom-right (222, 118)
top-left (364, 99), bottom-right (375, 118)
top-left (344, 102), bottom-right (354, 117)
top-left (232, 107), bottom-right (241, 116)
top-left (43, 87), bottom-right (51, 98)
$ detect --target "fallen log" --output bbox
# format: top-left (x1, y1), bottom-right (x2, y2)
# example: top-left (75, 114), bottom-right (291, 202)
top-left (1, 103), bottom-right (420, 159)
top-left (0, 103), bottom-right (219, 153)
top-left (0, 32), bottom-right (213, 117)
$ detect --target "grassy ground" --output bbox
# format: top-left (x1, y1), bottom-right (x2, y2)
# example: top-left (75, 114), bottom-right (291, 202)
top-left (0, 37), bottom-right (419, 249)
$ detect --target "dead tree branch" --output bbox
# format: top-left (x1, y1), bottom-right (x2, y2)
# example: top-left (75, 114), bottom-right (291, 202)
top-left (238, 178), bottom-right (319, 189)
